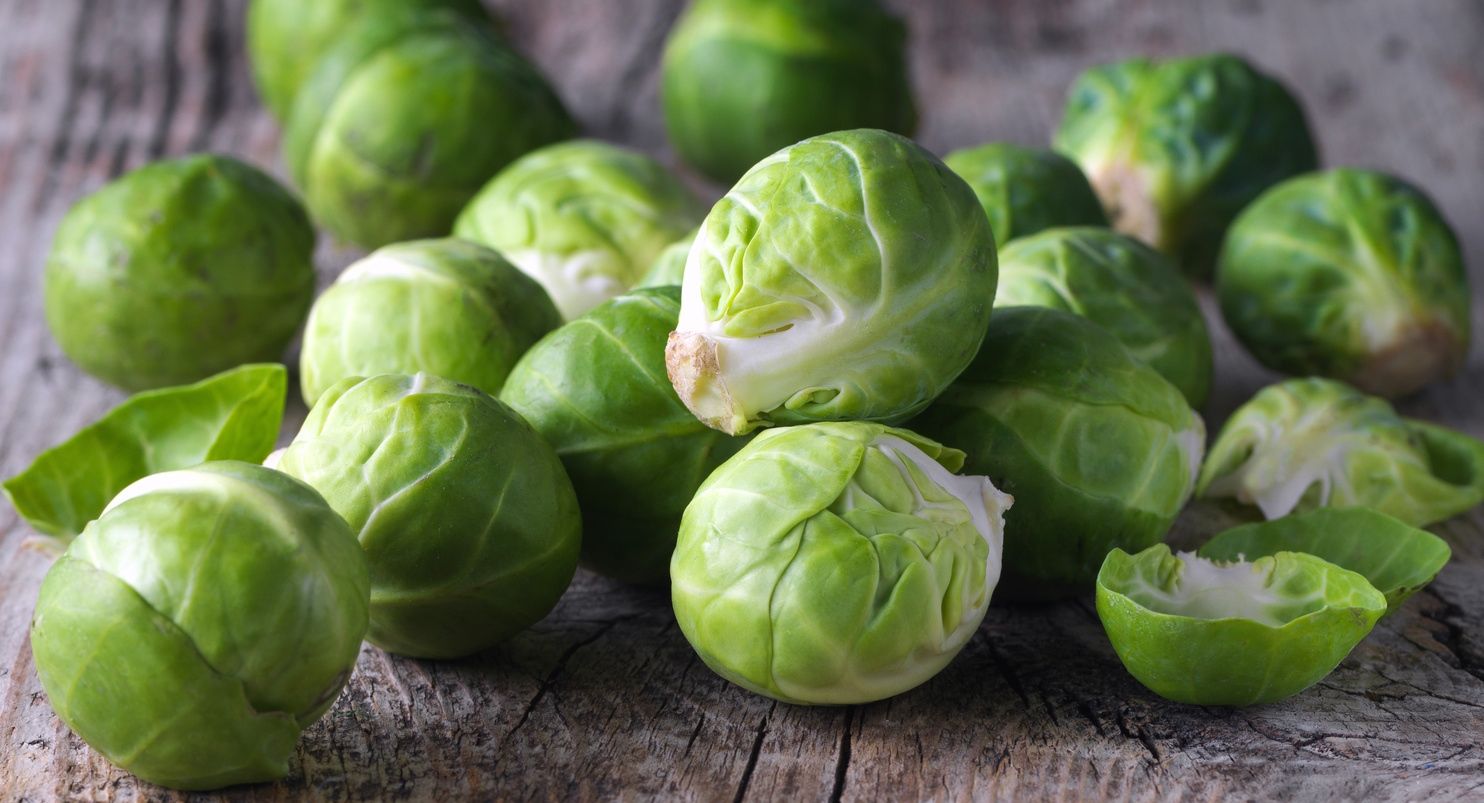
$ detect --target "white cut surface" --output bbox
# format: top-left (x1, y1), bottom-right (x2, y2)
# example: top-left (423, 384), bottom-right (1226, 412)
top-left (508, 248), bottom-right (628, 321)
top-left (1126, 552), bottom-right (1310, 627)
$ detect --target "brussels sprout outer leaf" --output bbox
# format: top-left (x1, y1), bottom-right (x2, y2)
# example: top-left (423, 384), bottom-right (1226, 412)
top-left (1096, 546), bottom-right (1385, 706)
top-left (3, 364), bottom-right (287, 547)
top-left (941, 144), bottom-right (1108, 247)
top-left (1198, 508), bottom-right (1450, 611)
top-left (635, 228), bottom-right (698, 289)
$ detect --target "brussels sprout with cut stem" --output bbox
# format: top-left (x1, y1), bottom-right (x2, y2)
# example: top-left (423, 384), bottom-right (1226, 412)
top-left (667, 129), bottom-right (996, 436)
top-left (1197, 378), bottom-right (1484, 527)
top-left (1217, 168), bottom-right (1470, 397)
top-left (30, 462), bottom-right (370, 790)
top-left (1097, 544), bottom-right (1385, 706)
top-left (671, 422), bottom-right (1012, 705)
top-left (942, 143), bottom-right (1108, 247)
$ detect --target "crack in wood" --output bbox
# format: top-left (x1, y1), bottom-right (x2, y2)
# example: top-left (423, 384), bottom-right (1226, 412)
top-left (731, 702), bottom-right (775, 803)
top-left (827, 707), bottom-right (855, 803)
top-left (504, 615), bottom-right (635, 740)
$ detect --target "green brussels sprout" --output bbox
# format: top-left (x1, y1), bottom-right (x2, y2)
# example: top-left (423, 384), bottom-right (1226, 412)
top-left (275, 373), bottom-right (581, 658)
top-left (1054, 54), bottom-right (1317, 276)
top-left (995, 227), bottom-right (1213, 407)
top-left (1096, 544), bottom-right (1385, 706)
top-left (661, 0), bottom-right (917, 183)
top-left (454, 140), bottom-right (705, 320)
top-left (667, 129), bottom-right (996, 435)
top-left (44, 155), bottom-right (314, 391)
top-left (671, 422), bottom-right (1012, 704)
top-left (1217, 169), bottom-right (1470, 397)
top-left (246, 0), bottom-right (489, 121)
top-left (913, 307), bottom-right (1205, 598)
top-left (1198, 508), bottom-right (1450, 613)
top-left (501, 287), bottom-right (748, 585)
top-left (30, 461), bottom-right (369, 790)
top-left (284, 13), bottom-right (574, 248)
top-left (635, 227), bottom-right (698, 289)
top-left (941, 143), bottom-right (1108, 247)
top-left (4, 364), bottom-right (287, 548)
top-left (1197, 378), bottom-right (1484, 527)
top-left (298, 238), bottom-right (561, 407)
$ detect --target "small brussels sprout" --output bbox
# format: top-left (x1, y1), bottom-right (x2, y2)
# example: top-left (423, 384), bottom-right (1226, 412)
top-left (672, 422), bottom-right (1012, 704)
top-left (1054, 54), bottom-right (1317, 276)
top-left (635, 227), bottom-right (698, 289)
top-left (246, 0), bottom-right (489, 121)
top-left (44, 155), bottom-right (314, 391)
top-left (501, 287), bottom-right (748, 584)
top-left (299, 238), bottom-right (561, 407)
top-left (1198, 508), bottom-right (1450, 612)
top-left (667, 129), bottom-right (996, 435)
top-left (1096, 545), bottom-right (1385, 706)
top-left (661, 0), bottom-right (917, 183)
top-left (995, 227), bottom-right (1213, 407)
top-left (4, 364), bottom-right (286, 547)
top-left (913, 307), bottom-right (1205, 598)
top-left (454, 140), bottom-right (705, 320)
top-left (275, 374), bottom-right (581, 659)
top-left (30, 462), bottom-right (369, 790)
top-left (1217, 169), bottom-right (1470, 397)
top-left (941, 143), bottom-right (1108, 247)
top-left (284, 13), bottom-right (574, 248)
top-left (1197, 378), bottom-right (1484, 527)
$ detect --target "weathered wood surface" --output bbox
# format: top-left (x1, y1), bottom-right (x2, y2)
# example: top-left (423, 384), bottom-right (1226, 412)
top-left (1, 0), bottom-right (1483, 799)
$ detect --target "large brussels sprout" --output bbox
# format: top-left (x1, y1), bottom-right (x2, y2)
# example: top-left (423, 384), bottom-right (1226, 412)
top-left (1054, 54), bottom-right (1317, 276)
top-left (635, 227), bottom-right (698, 289)
top-left (1198, 378), bottom-right (1484, 526)
top-left (995, 227), bottom-right (1213, 407)
top-left (246, 0), bottom-right (489, 121)
top-left (454, 140), bottom-right (705, 320)
top-left (671, 422), bottom-right (1012, 704)
top-left (942, 143), bottom-right (1108, 247)
top-left (30, 462), bottom-right (369, 790)
top-left (1217, 169), bottom-right (1470, 397)
top-left (667, 129), bottom-right (996, 436)
top-left (1097, 545), bottom-right (1385, 706)
top-left (661, 0), bottom-right (917, 183)
top-left (275, 374), bottom-right (581, 659)
top-left (501, 287), bottom-right (747, 584)
top-left (44, 155), bottom-right (314, 391)
top-left (299, 238), bottom-right (561, 407)
top-left (284, 12), bottom-right (574, 248)
top-left (913, 307), bottom-right (1205, 598)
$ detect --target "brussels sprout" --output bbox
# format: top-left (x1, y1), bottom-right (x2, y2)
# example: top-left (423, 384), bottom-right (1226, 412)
top-left (1198, 508), bottom-right (1450, 612)
top-left (44, 155), bottom-right (314, 391)
top-left (671, 422), bottom-right (1012, 704)
top-left (635, 227), bottom-right (698, 289)
top-left (454, 140), bottom-right (705, 320)
top-left (4, 364), bottom-right (286, 547)
top-left (30, 462), bottom-right (369, 790)
top-left (1197, 378), bottom-right (1484, 527)
top-left (246, 0), bottom-right (489, 121)
top-left (942, 143), bottom-right (1108, 247)
top-left (1217, 169), bottom-right (1470, 397)
top-left (995, 227), bottom-right (1213, 407)
top-left (275, 374), bottom-right (580, 658)
top-left (501, 287), bottom-right (747, 584)
top-left (1054, 54), bottom-right (1317, 276)
top-left (913, 307), bottom-right (1204, 598)
top-left (667, 129), bottom-right (996, 436)
top-left (1096, 545), bottom-right (1385, 706)
top-left (284, 13), bottom-right (574, 248)
top-left (661, 0), bottom-right (917, 183)
top-left (299, 238), bottom-right (561, 407)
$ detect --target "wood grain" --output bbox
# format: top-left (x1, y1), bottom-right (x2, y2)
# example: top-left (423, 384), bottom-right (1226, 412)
top-left (1, 0), bottom-right (1482, 799)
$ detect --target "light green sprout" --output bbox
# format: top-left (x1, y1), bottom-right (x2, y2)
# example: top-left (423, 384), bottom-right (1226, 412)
top-left (942, 143), bottom-right (1108, 247)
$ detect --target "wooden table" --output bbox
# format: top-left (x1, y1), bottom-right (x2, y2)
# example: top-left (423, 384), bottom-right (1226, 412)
top-left (2, 1), bottom-right (1482, 799)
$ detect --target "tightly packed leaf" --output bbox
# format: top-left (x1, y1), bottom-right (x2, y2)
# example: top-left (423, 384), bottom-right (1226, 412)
top-left (1217, 168), bottom-right (1470, 397)
top-left (671, 422), bottom-right (1012, 704)
top-left (667, 128), bottom-right (997, 435)
top-left (942, 143), bottom-right (1108, 247)
top-left (1197, 377), bottom-right (1484, 526)
top-left (275, 374), bottom-right (581, 658)
top-left (455, 140), bottom-right (705, 320)
top-left (30, 462), bottom-right (369, 790)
